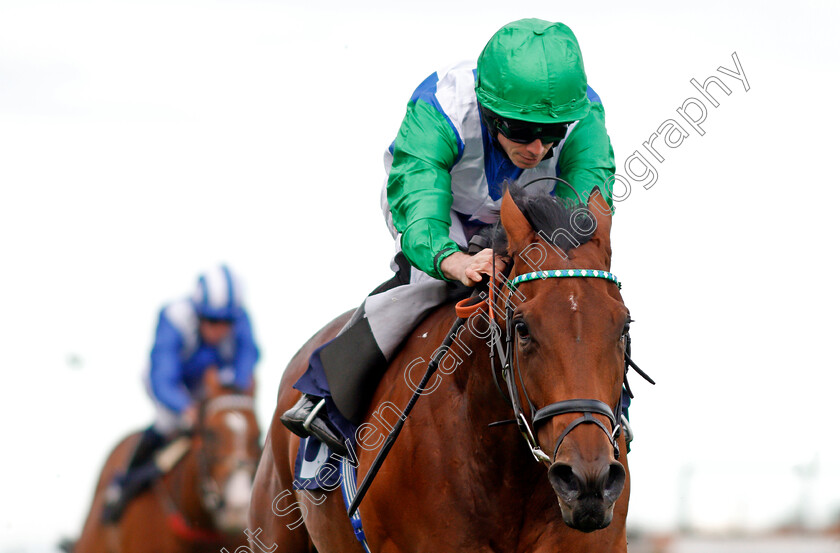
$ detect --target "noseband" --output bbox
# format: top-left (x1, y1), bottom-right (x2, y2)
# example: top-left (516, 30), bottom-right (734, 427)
top-left (487, 269), bottom-right (651, 464)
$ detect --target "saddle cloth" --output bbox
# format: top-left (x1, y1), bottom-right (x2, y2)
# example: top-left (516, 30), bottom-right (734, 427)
top-left (293, 436), bottom-right (341, 490)
top-left (293, 436), bottom-right (372, 552)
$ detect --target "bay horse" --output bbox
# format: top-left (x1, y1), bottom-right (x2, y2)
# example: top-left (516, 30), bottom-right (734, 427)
top-left (73, 369), bottom-right (262, 553)
top-left (250, 187), bottom-right (634, 552)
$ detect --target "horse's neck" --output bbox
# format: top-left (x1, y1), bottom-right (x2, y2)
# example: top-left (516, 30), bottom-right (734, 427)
top-left (455, 328), bottom-right (543, 482)
top-left (165, 440), bottom-right (213, 527)
top-left (444, 331), bottom-right (583, 537)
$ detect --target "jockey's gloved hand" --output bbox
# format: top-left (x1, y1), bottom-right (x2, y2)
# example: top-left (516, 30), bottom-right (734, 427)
top-left (179, 405), bottom-right (198, 430)
top-left (218, 365), bottom-right (237, 386)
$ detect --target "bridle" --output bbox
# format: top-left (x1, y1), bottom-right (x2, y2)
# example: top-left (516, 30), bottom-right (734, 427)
top-left (480, 269), bottom-right (653, 464)
top-left (349, 260), bottom-right (654, 517)
top-left (195, 394), bottom-right (258, 514)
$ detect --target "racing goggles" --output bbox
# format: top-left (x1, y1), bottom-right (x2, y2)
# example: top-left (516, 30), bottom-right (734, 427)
top-left (199, 315), bottom-right (234, 324)
top-left (481, 106), bottom-right (572, 144)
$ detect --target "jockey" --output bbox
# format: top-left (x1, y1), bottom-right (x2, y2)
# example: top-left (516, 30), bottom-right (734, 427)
top-left (281, 19), bottom-right (626, 456)
top-left (101, 265), bottom-right (260, 524)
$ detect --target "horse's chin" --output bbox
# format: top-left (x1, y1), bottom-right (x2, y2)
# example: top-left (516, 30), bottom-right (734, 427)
top-left (558, 498), bottom-right (616, 533)
top-left (213, 508), bottom-right (250, 535)
top-left (212, 468), bottom-right (254, 533)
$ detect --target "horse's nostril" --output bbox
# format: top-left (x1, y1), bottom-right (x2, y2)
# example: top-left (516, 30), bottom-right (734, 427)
top-left (603, 462), bottom-right (626, 503)
top-left (548, 463), bottom-right (580, 503)
top-left (550, 461), bottom-right (626, 506)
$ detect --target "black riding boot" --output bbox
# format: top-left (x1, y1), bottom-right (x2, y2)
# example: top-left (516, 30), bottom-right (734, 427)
top-left (101, 427), bottom-right (165, 523)
top-left (280, 394), bottom-right (349, 457)
top-left (620, 387), bottom-right (633, 451)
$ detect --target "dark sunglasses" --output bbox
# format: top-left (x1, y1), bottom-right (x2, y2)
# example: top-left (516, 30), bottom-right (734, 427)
top-left (481, 105), bottom-right (571, 144)
top-left (495, 117), bottom-right (571, 144)
top-left (200, 316), bottom-right (233, 325)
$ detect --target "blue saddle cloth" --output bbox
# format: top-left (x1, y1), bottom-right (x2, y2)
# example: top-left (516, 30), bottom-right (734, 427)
top-left (293, 435), bottom-right (372, 552)
top-left (293, 436), bottom-right (341, 490)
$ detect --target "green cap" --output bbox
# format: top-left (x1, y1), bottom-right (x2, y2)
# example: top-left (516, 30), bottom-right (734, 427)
top-left (476, 19), bottom-right (590, 124)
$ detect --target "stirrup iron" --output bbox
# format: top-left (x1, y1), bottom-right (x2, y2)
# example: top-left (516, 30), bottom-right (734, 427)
top-left (302, 398), bottom-right (327, 433)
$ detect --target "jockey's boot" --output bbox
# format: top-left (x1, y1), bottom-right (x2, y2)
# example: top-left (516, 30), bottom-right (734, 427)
top-left (621, 415), bottom-right (634, 452)
top-left (101, 427), bottom-right (165, 524)
top-left (280, 394), bottom-right (349, 457)
top-left (620, 387), bottom-right (633, 452)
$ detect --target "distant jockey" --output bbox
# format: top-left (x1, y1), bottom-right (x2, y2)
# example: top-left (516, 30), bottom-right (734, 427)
top-left (101, 264), bottom-right (260, 524)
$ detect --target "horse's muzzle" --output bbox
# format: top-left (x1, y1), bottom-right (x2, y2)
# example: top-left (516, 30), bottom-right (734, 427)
top-left (547, 460), bottom-right (626, 532)
top-left (211, 468), bottom-right (253, 533)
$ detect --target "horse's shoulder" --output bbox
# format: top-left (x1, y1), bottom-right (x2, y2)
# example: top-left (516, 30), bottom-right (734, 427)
top-left (402, 299), bottom-right (461, 350)
top-left (111, 430), bottom-right (144, 462)
top-left (375, 299), bottom-right (462, 397)
top-left (87, 430), bottom-right (144, 496)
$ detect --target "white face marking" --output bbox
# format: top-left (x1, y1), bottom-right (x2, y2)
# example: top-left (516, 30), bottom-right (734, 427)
top-left (569, 294), bottom-right (578, 312)
top-left (223, 468), bottom-right (252, 510)
top-left (218, 468), bottom-right (252, 531)
top-left (224, 411), bottom-right (248, 434)
top-left (421, 332), bottom-right (428, 338)
top-left (224, 411), bottom-right (249, 452)
top-left (208, 405), bottom-right (257, 532)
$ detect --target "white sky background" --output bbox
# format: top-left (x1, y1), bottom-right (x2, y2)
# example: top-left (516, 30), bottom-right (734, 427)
top-left (1, 0), bottom-right (839, 548)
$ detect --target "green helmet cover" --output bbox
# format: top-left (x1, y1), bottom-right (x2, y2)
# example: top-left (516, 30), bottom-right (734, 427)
top-left (476, 19), bottom-right (591, 124)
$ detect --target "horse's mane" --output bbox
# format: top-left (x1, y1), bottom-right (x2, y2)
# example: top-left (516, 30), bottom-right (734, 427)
top-left (481, 184), bottom-right (595, 257)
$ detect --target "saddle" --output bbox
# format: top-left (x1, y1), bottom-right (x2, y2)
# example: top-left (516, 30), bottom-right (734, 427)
top-left (101, 434), bottom-right (191, 524)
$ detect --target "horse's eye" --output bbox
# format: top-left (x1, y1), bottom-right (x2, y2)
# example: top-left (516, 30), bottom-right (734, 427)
top-left (514, 320), bottom-right (530, 340)
top-left (620, 318), bottom-right (633, 342)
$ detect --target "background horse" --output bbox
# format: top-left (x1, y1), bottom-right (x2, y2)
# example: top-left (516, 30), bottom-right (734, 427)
top-left (73, 369), bottom-right (261, 553)
top-left (250, 188), bottom-right (632, 552)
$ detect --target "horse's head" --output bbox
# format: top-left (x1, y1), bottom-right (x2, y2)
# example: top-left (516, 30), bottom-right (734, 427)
top-left (499, 186), bottom-right (628, 532)
top-left (195, 370), bottom-right (261, 533)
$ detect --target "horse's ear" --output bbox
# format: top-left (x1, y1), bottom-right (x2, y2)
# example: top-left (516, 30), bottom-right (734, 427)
top-left (587, 186), bottom-right (612, 264)
top-left (203, 367), bottom-right (222, 396)
top-left (500, 190), bottom-right (535, 254)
